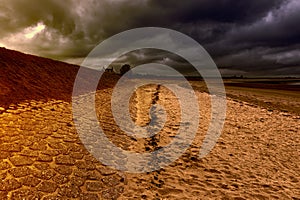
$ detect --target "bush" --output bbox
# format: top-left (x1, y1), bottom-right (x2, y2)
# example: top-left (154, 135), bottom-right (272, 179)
top-left (120, 64), bottom-right (131, 75)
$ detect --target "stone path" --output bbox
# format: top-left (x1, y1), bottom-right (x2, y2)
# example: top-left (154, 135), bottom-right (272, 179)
top-left (0, 99), bottom-right (126, 199)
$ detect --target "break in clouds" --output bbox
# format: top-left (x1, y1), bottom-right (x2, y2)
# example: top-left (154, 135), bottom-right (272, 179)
top-left (0, 0), bottom-right (300, 76)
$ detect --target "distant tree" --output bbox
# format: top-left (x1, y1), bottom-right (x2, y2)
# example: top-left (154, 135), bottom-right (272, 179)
top-left (105, 66), bottom-right (113, 72)
top-left (120, 64), bottom-right (131, 75)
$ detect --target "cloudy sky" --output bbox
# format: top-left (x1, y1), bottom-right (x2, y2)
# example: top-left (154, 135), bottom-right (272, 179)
top-left (0, 0), bottom-right (300, 76)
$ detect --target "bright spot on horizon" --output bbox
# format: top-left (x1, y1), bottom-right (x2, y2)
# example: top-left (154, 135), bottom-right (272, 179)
top-left (25, 23), bottom-right (45, 39)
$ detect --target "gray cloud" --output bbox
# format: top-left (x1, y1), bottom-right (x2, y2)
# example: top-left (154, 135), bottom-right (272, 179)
top-left (0, 0), bottom-right (299, 76)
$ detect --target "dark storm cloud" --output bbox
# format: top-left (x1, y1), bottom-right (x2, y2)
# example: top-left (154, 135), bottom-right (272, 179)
top-left (147, 0), bottom-right (284, 24)
top-left (110, 48), bottom-right (198, 76)
top-left (205, 0), bottom-right (300, 75)
top-left (221, 0), bottom-right (300, 49)
top-left (0, 0), bottom-right (299, 76)
top-left (0, 0), bottom-right (75, 37)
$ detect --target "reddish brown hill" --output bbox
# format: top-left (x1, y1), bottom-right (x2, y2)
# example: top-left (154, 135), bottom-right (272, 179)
top-left (0, 47), bottom-right (119, 108)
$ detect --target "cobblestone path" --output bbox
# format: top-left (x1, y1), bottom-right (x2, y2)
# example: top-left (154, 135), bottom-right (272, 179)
top-left (0, 99), bottom-right (126, 199)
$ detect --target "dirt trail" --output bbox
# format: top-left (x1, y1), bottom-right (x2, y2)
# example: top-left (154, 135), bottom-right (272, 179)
top-left (122, 84), bottom-right (300, 199)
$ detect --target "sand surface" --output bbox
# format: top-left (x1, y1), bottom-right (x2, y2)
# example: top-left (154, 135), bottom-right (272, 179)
top-left (0, 79), bottom-right (299, 199)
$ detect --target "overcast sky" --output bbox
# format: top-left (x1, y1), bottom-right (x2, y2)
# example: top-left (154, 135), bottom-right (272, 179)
top-left (0, 0), bottom-right (300, 76)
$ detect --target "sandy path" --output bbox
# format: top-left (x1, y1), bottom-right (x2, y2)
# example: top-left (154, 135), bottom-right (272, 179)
top-left (0, 83), bottom-right (299, 199)
top-left (121, 84), bottom-right (299, 199)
